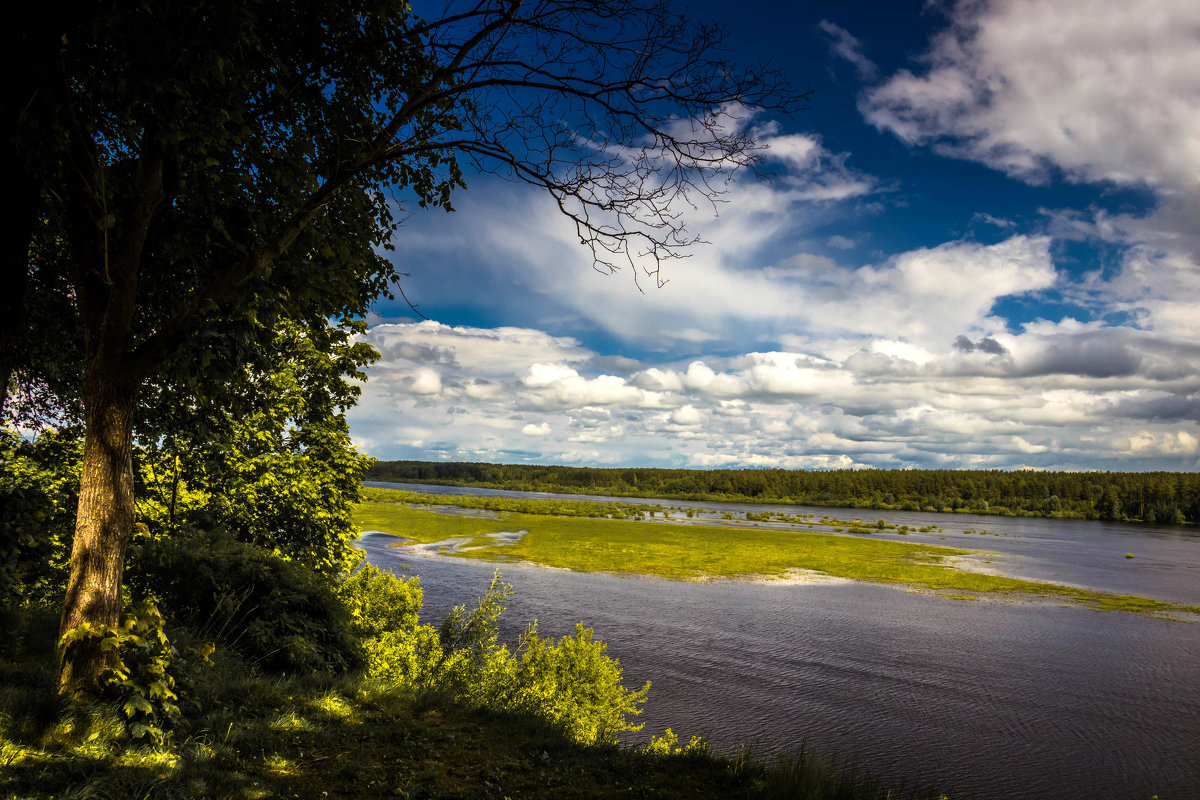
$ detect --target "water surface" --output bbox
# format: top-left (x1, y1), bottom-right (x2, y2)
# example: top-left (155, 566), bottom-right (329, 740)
top-left (359, 482), bottom-right (1200, 800)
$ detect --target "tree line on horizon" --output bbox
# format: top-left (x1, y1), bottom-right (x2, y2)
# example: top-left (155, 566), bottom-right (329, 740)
top-left (366, 461), bottom-right (1200, 524)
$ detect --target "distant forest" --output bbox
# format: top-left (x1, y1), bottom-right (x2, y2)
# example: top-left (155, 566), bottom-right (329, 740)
top-left (366, 461), bottom-right (1200, 524)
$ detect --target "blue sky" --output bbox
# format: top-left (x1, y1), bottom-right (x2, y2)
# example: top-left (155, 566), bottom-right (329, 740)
top-left (348, 0), bottom-right (1200, 471)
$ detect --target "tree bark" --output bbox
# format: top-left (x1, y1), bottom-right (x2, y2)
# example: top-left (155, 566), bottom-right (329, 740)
top-left (56, 361), bottom-right (138, 695)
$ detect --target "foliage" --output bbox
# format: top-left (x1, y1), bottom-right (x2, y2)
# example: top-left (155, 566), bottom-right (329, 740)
top-left (0, 428), bottom-right (80, 606)
top-left (425, 572), bottom-right (649, 746)
top-left (644, 728), bottom-right (710, 757)
top-left (11, 0), bottom-right (798, 692)
top-left (136, 319), bottom-right (377, 579)
top-left (57, 599), bottom-right (184, 743)
top-left (336, 562), bottom-right (443, 683)
top-left (506, 622), bottom-right (650, 746)
top-left (337, 562), bottom-right (423, 638)
top-left (126, 533), bottom-right (363, 675)
top-left (0, 608), bottom-right (948, 800)
top-left (369, 460), bottom-right (1200, 523)
top-left (342, 567), bottom-right (650, 746)
top-left (435, 571), bottom-right (515, 671)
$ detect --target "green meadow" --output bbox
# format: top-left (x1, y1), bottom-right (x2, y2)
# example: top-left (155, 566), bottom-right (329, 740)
top-left (355, 494), bottom-right (1200, 618)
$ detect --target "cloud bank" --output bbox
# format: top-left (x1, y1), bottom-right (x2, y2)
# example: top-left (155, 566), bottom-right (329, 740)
top-left (352, 0), bottom-right (1200, 473)
top-left (350, 313), bottom-right (1200, 470)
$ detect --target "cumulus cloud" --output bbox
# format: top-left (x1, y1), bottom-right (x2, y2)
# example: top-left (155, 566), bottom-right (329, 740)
top-left (861, 0), bottom-right (1200, 193)
top-left (669, 405), bottom-right (705, 426)
top-left (1126, 430), bottom-right (1199, 456)
top-left (369, 321), bottom-right (590, 376)
top-left (954, 335), bottom-right (1009, 356)
top-left (409, 368), bottom-right (443, 395)
top-left (349, 317), bottom-right (1200, 471)
top-left (460, 204), bottom-right (1055, 353)
top-left (860, 1), bottom-right (1200, 389)
top-left (347, 12), bottom-right (1200, 473)
top-left (790, 235), bottom-right (1056, 347)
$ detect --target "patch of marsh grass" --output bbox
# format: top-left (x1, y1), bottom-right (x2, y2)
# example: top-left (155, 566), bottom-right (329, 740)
top-left (357, 502), bottom-right (1200, 619)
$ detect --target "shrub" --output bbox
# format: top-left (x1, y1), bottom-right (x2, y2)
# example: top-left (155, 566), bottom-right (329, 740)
top-left (58, 599), bottom-right (185, 743)
top-left (336, 562), bottom-right (441, 682)
top-left (336, 561), bottom-right (422, 639)
top-left (506, 621), bottom-right (649, 746)
top-left (420, 571), bottom-right (649, 745)
top-left (644, 727), bottom-right (709, 757)
top-left (126, 532), bottom-right (363, 675)
top-left (0, 428), bottom-right (81, 606)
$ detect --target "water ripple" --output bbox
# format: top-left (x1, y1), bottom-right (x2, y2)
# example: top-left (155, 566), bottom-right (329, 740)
top-left (359, 531), bottom-right (1200, 800)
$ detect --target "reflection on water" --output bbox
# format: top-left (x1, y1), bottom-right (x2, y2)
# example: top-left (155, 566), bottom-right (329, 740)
top-left (359, 483), bottom-right (1200, 800)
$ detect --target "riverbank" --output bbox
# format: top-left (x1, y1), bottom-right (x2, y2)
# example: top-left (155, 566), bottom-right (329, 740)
top-left (355, 488), bottom-right (1200, 619)
top-left (0, 607), bottom-right (946, 800)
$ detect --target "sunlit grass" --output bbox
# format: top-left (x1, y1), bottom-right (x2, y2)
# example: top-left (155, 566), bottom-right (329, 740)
top-left (355, 501), bottom-right (1200, 619)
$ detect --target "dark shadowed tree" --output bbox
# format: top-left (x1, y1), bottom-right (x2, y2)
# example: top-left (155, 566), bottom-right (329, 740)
top-left (6, 0), bottom-right (801, 694)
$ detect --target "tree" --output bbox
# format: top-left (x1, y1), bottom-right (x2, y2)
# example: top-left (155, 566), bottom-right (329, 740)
top-left (133, 316), bottom-right (377, 577)
top-left (7, 0), bottom-right (800, 694)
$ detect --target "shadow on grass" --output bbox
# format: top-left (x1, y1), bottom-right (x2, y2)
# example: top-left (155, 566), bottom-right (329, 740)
top-left (1, 607), bottom-right (947, 800)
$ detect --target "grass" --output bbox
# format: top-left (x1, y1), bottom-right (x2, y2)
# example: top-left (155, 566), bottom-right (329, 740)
top-left (0, 608), bottom-right (948, 800)
top-left (361, 487), bottom-right (666, 520)
top-left (355, 498), bottom-right (1200, 619)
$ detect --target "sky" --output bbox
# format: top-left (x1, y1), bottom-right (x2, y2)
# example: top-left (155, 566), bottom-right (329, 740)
top-left (348, 0), bottom-right (1200, 472)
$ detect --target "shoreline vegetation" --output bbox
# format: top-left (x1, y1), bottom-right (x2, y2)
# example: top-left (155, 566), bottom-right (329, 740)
top-left (366, 460), bottom-right (1200, 525)
top-left (0, 604), bottom-right (950, 800)
top-left (356, 487), bottom-right (1200, 620)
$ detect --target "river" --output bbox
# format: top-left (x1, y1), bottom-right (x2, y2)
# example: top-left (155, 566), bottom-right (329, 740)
top-left (358, 481), bottom-right (1200, 800)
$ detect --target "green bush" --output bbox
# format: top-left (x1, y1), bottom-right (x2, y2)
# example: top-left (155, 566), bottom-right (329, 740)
top-left (126, 532), bottom-right (363, 675)
top-left (338, 568), bottom-right (649, 745)
top-left (0, 428), bottom-right (81, 606)
top-left (505, 621), bottom-right (649, 746)
top-left (336, 561), bottom-right (422, 638)
top-left (643, 727), bottom-right (709, 757)
top-left (410, 571), bottom-right (649, 746)
top-left (336, 562), bottom-right (442, 682)
top-left (59, 599), bottom-right (184, 743)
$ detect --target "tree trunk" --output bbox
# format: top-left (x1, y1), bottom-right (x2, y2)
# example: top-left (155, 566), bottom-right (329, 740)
top-left (56, 362), bottom-right (138, 696)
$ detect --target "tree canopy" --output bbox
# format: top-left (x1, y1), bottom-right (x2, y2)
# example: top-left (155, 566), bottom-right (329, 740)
top-left (5, 0), bottom-right (799, 693)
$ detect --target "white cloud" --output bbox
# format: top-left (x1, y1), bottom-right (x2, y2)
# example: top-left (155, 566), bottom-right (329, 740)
top-left (819, 19), bottom-right (878, 81)
top-left (861, 0), bottom-right (1200, 193)
top-left (349, 316), bottom-right (1200, 471)
top-left (370, 321), bottom-right (590, 375)
top-left (763, 133), bottom-right (822, 169)
top-left (523, 363), bottom-right (580, 387)
top-left (348, 23), bottom-right (1200, 474)
top-left (670, 405), bottom-right (705, 426)
top-left (409, 368), bottom-right (443, 395)
top-left (1012, 436), bottom-right (1048, 454)
top-left (790, 235), bottom-right (1056, 347)
top-left (1126, 430), bottom-right (1199, 456)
